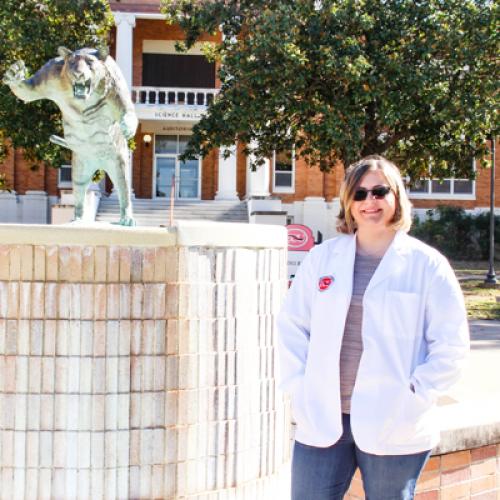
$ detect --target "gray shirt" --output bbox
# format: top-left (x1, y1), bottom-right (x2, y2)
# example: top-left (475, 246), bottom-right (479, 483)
top-left (339, 252), bottom-right (382, 413)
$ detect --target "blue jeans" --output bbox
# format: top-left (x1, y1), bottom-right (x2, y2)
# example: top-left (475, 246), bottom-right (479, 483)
top-left (292, 414), bottom-right (431, 500)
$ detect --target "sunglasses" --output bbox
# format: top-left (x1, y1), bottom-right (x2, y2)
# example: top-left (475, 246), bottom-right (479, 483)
top-left (353, 185), bottom-right (392, 201)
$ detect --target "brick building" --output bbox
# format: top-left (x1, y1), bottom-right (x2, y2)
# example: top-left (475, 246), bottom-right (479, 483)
top-left (1, 0), bottom-right (498, 239)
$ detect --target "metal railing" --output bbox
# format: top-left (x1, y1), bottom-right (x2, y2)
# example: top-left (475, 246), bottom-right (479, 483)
top-left (131, 86), bottom-right (219, 107)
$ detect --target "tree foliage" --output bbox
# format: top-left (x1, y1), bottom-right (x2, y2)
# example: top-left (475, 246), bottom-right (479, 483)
top-left (161, 0), bottom-right (499, 179)
top-left (0, 0), bottom-right (113, 171)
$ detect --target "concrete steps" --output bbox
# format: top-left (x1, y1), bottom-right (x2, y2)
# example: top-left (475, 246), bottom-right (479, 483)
top-left (96, 197), bottom-right (249, 226)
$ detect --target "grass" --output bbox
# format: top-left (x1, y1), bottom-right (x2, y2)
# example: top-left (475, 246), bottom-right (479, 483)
top-left (458, 278), bottom-right (499, 320)
top-left (449, 261), bottom-right (499, 320)
top-left (451, 260), bottom-right (493, 274)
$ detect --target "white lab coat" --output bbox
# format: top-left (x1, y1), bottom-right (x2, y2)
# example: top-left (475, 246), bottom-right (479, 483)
top-left (277, 230), bottom-right (469, 455)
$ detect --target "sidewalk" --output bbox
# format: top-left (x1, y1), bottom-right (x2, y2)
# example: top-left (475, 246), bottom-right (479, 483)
top-left (445, 319), bottom-right (500, 401)
top-left (435, 319), bottom-right (500, 453)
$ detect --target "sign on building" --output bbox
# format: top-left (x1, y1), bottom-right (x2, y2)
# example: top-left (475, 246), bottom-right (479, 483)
top-left (287, 224), bottom-right (315, 286)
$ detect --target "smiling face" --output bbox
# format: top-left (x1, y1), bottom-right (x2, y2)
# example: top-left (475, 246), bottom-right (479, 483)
top-left (338, 155), bottom-right (413, 235)
top-left (350, 169), bottom-right (397, 233)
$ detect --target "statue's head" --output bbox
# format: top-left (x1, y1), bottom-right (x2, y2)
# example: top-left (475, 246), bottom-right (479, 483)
top-left (58, 47), bottom-right (109, 100)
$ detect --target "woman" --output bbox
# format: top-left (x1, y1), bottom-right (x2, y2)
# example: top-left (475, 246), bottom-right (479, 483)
top-left (277, 155), bottom-right (469, 499)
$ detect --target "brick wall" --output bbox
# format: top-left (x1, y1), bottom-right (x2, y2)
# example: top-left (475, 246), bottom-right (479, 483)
top-left (3, 136), bottom-right (498, 207)
top-left (131, 143), bottom-right (499, 205)
top-left (236, 142), bottom-right (248, 200)
top-left (0, 145), bottom-right (58, 196)
top-left (475, 163), bottom-right (500, 207)
top-left (346, 444), bottom-right (500, 499)
top-left (278, 160), bottom-right (344, 204)
top-left (132, 128), bottom-right (154, 199)
top-left (201, 149), bottom-right (218, 200)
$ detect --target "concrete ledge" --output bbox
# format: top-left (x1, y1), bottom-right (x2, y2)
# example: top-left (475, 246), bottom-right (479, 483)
top-left (0, 222), bottom-right (176, 247)
top-left (434, 397), bottom-right (500, 455)
top-left (437, 421), bottom-right (500, 456)
top-left (0, 220), bottom-right (287, 249)
top-left (250, 211), bottom-right (288, 216)
top-left (174, 219), bottom-right (287, 248)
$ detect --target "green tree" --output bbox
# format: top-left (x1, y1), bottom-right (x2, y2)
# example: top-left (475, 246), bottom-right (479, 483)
top-left (161, 0), bottom-right (499, 179)
top-left (0, 0), bottom-right (113, 180)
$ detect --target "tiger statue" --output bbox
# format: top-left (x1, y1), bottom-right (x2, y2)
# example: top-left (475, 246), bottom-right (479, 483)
top-left (3, 47), bottom-right (138, 226)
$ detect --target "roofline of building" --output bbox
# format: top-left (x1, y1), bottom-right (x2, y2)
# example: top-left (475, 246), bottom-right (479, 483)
top-left (112, 11), bottom-right (166, 20)
top-left (111, 6), bottom-right (166, 20)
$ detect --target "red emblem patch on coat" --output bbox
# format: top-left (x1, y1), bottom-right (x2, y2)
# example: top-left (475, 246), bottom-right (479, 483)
top-left (318, 275), bottom-right (334, 291)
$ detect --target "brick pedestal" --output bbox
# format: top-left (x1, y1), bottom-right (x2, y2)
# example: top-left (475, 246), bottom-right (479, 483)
top-left (0, 222), bottom-right (290, 499)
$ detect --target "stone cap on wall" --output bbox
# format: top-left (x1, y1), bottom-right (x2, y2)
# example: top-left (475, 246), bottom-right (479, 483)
top-left (0, 220), bottom-right (287, 249)
top-left (435, 399), bottom-right (500, 455)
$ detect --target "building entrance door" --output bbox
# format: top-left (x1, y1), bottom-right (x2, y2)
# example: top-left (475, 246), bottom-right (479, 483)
top-left (156, 156), bottom-right (176, 198)
top-left (154, 135), bottom-right (201, 199)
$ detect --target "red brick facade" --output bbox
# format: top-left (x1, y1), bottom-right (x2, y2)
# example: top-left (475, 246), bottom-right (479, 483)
top-left (133, 127), bottom-right (153, 198)
top-left (236, 142), bottom-right (248, 199)
top-left (4, 129), bottom-right (497, 208)
top-left (201, 148), bottom-right (218, 200)
top-left (1, 144), bottom-right (58, 197)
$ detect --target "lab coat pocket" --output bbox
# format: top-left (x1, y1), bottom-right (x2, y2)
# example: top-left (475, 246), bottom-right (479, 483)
top-left (386, 385), bottom-right (433, 445)
top-left (384, 291), bottom-right (420, 338)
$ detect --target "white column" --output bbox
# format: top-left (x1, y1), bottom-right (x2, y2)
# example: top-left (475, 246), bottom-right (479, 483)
top-left (113, 12), bottom-right (136, 90)
top-left (326, 197), bottom-right (341, 238)
top-left (246, 142), bottom-right (270, 198)
top-left (215, 144), bottom-right (239, 200)
top-left (111, 12), bottom-right (136, 199)
top-left (303, 196), bottom-right (327, 240)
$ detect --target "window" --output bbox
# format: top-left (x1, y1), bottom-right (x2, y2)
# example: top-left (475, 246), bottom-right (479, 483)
top-left (142, 54), bottom-right (215, 88)
top-left (408, 162), bottom-right (475, 199)
top-left (58, 164), bottom-right (72, 188)
top-left (273, 149), bottom-right (295, 193)
top-left (154, 134), bottom-right (201, 199)
top-left (408, 177), bottom-right (474, 198)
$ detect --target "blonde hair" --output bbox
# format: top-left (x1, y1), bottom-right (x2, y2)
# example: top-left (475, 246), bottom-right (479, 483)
top-left (337, 155), bottom-right (413, 234)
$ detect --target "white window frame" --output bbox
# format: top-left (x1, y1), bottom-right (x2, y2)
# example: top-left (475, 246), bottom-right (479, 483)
top-left (407, 159), bottom-right (476, 201)
top-left (272, 148), bottom-right (295, 194)
top-left (58, 164), bottom-right (72, 189)
top-left (143, 40), bottom-right (215, 56)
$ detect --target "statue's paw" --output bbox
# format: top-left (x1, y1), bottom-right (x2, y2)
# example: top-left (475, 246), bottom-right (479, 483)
top-left (3, 61), bottom-right (26, 87)
top-left (116, 216), bottom-right (136, 227)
